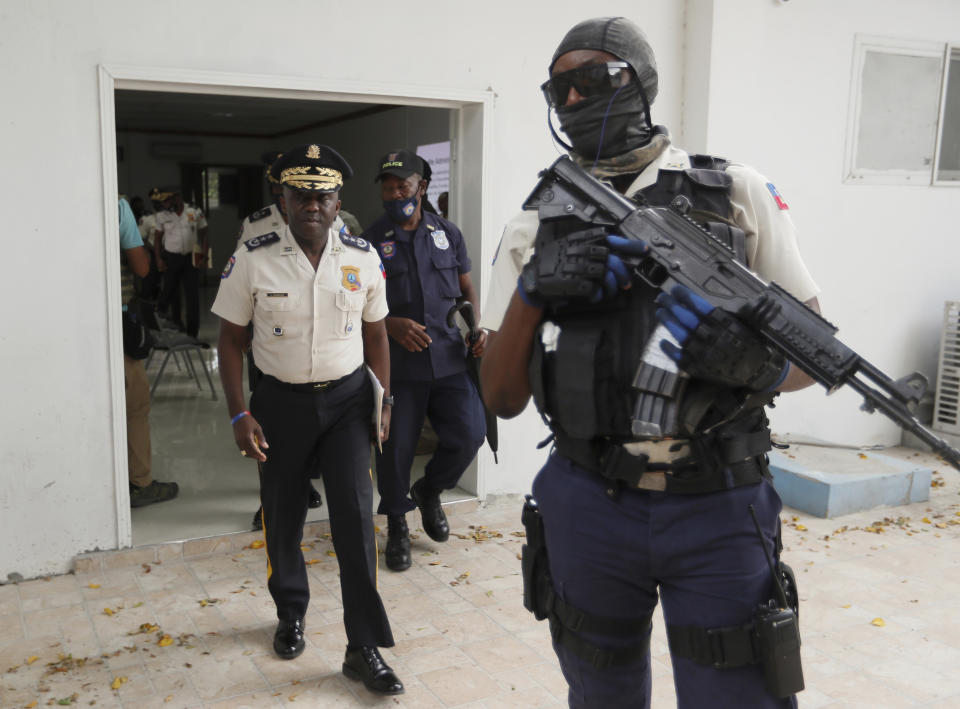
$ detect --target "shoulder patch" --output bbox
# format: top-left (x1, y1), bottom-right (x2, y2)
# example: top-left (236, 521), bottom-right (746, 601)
top-left (249, 206), bottom-right (272, 222)
top-left (244, 232), bottom-right (281, 251)
top-left (339, 232), bottom-right (370, 251)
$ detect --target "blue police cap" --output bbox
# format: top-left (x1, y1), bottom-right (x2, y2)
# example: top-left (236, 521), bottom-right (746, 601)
top-left (271, 144), bottom-right (354, 193)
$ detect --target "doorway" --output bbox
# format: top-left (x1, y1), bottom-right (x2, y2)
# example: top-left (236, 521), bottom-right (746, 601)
top-left (102, 66), bottom-right (494, 548)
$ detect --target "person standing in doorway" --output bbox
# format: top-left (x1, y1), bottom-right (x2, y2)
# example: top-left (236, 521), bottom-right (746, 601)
top-left (214, 144), bottom-right (403, 695)
top-left (362, 149), bottom-right (486, 572)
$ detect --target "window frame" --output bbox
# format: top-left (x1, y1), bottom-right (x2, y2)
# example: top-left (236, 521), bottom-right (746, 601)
top-left (844, 35), bottom-right (951, 186)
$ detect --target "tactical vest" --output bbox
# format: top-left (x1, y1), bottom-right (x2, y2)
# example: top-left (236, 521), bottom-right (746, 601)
top-left (529, 155), bottom-right (775, 490)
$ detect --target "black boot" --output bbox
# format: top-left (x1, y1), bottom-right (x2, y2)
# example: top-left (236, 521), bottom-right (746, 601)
top-left (410, 478), bottom-right (449, 542)
top-left (385, 514), bottom-right (411, 571)
top-left (273, 618), bottom-right (305, 660)
top-left (308, 484), bottom-right (323, 508)
top-left (343, 646), bottom-right (404, 695)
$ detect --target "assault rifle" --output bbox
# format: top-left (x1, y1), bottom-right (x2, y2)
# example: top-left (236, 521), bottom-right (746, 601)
top-left (523, 156), bottom-right (960, 471)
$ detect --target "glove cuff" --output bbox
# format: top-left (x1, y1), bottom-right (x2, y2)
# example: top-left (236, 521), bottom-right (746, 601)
top-left (754, 351), bottom-right (789, 392)
top-left (516, 274), bottom-right (545, 309)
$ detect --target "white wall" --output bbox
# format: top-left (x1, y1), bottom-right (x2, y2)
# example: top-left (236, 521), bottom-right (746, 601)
top-left (702, 0), bottom-right (960, 446)
top-left (0, 0), bottom-right (686, 579)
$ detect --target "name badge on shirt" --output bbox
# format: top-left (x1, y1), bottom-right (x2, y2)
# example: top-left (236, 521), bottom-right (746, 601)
top-left (431, 229), bottom-right (449, 250)
top-left (273, 326), bottom-right (283, 336)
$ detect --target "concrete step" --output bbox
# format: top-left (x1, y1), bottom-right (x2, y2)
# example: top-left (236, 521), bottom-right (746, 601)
top-left (769, 444), bottom-right (932, 518)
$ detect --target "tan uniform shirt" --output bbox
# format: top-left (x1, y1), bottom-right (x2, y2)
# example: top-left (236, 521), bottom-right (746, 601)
top-left (479, 145), bottom-right (819, 331)
top-left (138, 213), bottom-right (157, 249)
top-left (157, 206), bottom-right (208, 254)
top-left (236, 203), bottom-right (346, 251)
top-left (212, 225), bottom-right (388, 384)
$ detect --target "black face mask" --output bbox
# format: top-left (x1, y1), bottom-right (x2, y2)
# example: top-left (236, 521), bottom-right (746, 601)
top-left (555, 81), bottom-right (652, 160)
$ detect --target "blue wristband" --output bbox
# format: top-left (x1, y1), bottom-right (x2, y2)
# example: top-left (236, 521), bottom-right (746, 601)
top-left (231, 410), bottom-right (250, 425)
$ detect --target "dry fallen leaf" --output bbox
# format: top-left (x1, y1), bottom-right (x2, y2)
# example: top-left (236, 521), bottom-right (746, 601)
top-left (110, 675), bottom-right (128, 690)
top-left (103, 608), bottom-right (115, 616)
top-left (87, 583), bottom-right (100, 589)
top-left (841, 604), bottom-right (851, 609)
top-left (26, 656), bottom-right (39, 665)
top-left (157, 635), bottom-right (173, 647)
top-left (247, 540), bottom-right (265, 549)
top-left (326, 550), bottom-right (336, 557)
top-left (25, 701), bottom-right (38, 708)
top-left (871, 618), bottom-right (886, 627)
top-left (795, 524), bottom-right (807, 532)
top-left (922, 517), bottom-right (932, 524)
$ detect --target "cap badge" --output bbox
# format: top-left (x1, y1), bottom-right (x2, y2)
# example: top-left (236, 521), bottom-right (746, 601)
top-left (306, 144), bottom-right (321, 159)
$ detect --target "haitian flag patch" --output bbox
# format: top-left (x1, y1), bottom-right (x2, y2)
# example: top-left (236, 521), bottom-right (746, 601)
top-left (766, 183), bottom-right (789, 210)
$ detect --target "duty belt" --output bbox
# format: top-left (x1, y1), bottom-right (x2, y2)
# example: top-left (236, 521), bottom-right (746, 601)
top-left (554, 429), bottom-right (772, 494)
top-left (262, 366), bottom-right (363, 393)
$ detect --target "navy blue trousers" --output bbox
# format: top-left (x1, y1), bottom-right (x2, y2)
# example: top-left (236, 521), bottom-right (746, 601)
top-left (532, 453), bottom-right (797, 709)
top-left (376, 371), bottom-right (486, 516)
top-left (251, 370), bottom-right (393, 648)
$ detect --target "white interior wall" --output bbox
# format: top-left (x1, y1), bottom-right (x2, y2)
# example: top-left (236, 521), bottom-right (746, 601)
top-left (702, 0), bottom-right (960, 446)
top-left (0, 0), bottom-right (685, 580)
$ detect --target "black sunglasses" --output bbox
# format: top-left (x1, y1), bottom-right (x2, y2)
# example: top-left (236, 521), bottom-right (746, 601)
top-left (541, 61), bottom-right (632, 107)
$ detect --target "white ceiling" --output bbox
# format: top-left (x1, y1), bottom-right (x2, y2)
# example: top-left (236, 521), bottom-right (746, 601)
top-left (114, 90), bottom-right (395, 138)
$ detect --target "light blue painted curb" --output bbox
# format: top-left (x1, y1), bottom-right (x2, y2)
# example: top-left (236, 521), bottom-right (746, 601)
top-left (768, 449), bottom-right (932, 518)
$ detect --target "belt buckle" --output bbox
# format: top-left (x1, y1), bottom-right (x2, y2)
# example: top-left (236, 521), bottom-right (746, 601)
top-left (313, 381), bottom-right (331, 390)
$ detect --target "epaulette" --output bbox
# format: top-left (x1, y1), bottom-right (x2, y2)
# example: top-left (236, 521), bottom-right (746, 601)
top-left (249, 206), bottom-right (272, 223)
top-left (244, 232), bottom-right (280, 251)
top-left (339, 232), bottom-right (370, 251)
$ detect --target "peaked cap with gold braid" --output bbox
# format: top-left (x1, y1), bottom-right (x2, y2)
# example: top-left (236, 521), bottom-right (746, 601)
top-left (270, 144), bottom-right (353, 193)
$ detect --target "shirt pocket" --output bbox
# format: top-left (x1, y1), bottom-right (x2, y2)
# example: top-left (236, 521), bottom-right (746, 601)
top-left (334, 290), bottom-right (366, 339)
top-left (255, 289), bottom-right (301, 338)
top-left (430, 248), bottom-right (462, 298)
top-left (383, 259), bottom-right (413, 306)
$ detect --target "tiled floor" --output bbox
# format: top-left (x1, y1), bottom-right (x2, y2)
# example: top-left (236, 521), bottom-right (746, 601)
top-left (5, 447), bottom-right (960, 708)
top-left (135, 285), bottom-right (473, 546)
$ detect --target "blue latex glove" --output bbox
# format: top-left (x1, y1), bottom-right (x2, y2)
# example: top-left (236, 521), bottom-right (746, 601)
top-left (654, 284), bottom-right (789, 391)
top-left (592, 235), bottom-right (648, 303)
top-left (654, 285), bottom-right (715, 362)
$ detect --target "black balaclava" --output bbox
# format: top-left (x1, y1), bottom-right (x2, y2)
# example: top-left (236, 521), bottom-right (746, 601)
top-left (549, 17), bottom-right (659, 161)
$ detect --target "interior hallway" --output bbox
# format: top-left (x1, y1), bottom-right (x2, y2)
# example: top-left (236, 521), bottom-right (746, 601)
top-left (135, 283), bottom-right (473, 546)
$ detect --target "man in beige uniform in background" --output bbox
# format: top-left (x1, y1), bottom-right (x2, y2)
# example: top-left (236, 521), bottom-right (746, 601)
top-left (154, 187), bottom-right (209, 338)
top-left (213, 144), bottom-right (403, 696)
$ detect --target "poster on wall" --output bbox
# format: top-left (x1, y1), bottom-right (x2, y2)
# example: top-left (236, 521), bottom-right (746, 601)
top-left (416, 141), bottom-right (450, 215)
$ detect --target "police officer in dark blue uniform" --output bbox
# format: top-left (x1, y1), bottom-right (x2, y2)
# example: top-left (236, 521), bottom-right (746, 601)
top-left (362, 149), bottom-right (487, 572)
top-left (480, 17), bottom-right (821, 709)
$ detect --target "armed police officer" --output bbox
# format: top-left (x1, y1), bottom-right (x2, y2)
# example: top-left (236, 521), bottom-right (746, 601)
top-left (213, 144), bottom-right (403, 696)
top-left (480, 17), bottom-right (819, 709)
top-left (362, 149), bottom-right (486, 572)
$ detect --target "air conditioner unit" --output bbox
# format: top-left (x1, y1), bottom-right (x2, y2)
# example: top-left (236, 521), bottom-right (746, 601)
top-left (933, 301), bottom-right (960, 435)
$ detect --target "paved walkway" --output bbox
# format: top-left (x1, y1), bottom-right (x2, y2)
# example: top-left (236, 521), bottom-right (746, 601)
top-left (2, 447), bottom-right (959, 708)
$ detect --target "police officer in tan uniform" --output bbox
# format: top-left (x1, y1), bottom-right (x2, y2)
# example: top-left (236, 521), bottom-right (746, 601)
top-left (237, 152), bottom-right (323, 528)
top-left (213, 144), bottom-right (403, 696)
top-left (154, 187), bottom-right (209, 337)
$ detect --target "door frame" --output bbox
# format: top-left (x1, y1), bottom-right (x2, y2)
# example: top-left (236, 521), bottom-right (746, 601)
top-left (99, 64), bottom-right (494, 548)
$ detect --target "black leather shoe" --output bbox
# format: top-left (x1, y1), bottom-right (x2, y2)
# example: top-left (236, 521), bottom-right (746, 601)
top-left (342, 646), bottom-right (404, 695)
top-left (252, 506), bottom-right (263, 531)
top-left (308, 484), bottom-right (323, 509)
top-left (410, 479), bottom-right (449, 542)
top-left (273, 618), bottom-right (305, 660)
top-left (385, 515), bottom-right (411, 571)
